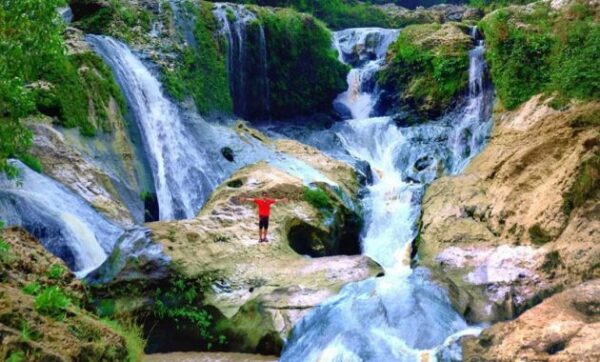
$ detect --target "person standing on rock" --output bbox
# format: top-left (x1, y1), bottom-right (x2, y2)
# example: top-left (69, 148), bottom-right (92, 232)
top-left (240, 193), bottom-right (288, 243)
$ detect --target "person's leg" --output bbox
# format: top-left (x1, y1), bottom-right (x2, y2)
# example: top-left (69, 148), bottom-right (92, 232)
top-left (263, 217), bottom-right (269, 242)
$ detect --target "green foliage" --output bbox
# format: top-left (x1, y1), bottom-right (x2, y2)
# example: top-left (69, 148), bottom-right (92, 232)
top-left (377, 23), bottom-right (470, 118)
top-left (163, 1), bottom-right (232, 114)
top-left (479, 1), bottom-right (600, 109)
top-left (22, 281), bottom-right (42, 296)
top-left (256, 7), bottom-right (349, 118)
top-left (304, 186), bottom-right (334, 211)
top-left (223, 0), bottom-right (391, 29)
top-left (528, 223), bottom-right (552, 245)
top-left (0, 220), bottom-right (11, 264)
top-left (0, 0), bottom-right (65, 175)
top-left (46, 264), bottom-right (66, 280)
top-left (100, 318), bottom-right (146, 362)
top-left (97, 299), bottom-right (116, 318)
top-left (75, 0), bottom-right (154, 43)
top-left (563, 152), bottom-right (600, 215)
top-left (153, 277), bottom-right (225, 349)
top-left (18, 154), bottom-right (42, 173)
top-left (34, 286), bottom-right (70, 319)
top-left (6, 351), bottom-right (25, 362)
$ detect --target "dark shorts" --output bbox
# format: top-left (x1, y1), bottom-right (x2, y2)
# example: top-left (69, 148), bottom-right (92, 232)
top-left (259, 216), bottom-right (269, 229)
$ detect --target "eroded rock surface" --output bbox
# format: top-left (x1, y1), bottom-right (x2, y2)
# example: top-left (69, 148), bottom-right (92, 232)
top-left (463, 280), bottom-right (600, 362)
top-left (418, 96), bottom-right (600, 322)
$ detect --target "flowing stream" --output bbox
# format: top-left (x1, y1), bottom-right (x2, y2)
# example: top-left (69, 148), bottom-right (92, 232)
top-left (280, 28), bottom-right (493, 361)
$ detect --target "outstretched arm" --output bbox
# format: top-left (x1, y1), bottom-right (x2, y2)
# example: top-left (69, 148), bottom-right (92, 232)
top-left (239, 197), bottom-right (255, 203)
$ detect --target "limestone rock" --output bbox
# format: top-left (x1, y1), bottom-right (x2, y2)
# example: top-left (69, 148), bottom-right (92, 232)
top-left (28, 121), bottom-right (135, 226)
top-left (418, 96), bottom-right (600, 322)
top-left (463, 280), bottom-right (600, 362)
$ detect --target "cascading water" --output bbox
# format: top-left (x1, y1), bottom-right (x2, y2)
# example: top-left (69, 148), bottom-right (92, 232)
top-left (281, 27), bottom-right (493, 361)
top-left (88, 35), bottom-right (224, 221)
top-left (0, 161), bottom-right (119, 277)
top-left (333, 28), bottom-right (400, 120)
top-left (213, 3), bottom-right (270, 119)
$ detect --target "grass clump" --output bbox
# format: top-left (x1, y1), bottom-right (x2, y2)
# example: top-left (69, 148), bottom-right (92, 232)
top-left (100, 318), bottom-right (146, 362)
top-left (22, 281), bottom-right (42, 296)
top-left (479, 1), bottom-right (600, 110)
top-left (46, 264), bottom-right (66, 280)
top-left (377, 23), bottom-right (471, 119)
top-left (34, 286), bottom-right (71, 319)
top-left (528, 223), bottom-right (553, 245)
top-left (563, 152), bottom-right (600, 215)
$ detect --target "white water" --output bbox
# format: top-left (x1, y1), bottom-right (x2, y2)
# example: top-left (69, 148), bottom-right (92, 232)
top-left (281, 28), bottom-right (492, 361)
top-left (0, 161), bottom-right (119, 276)
top-left (88, 35), bottom-right (222, 221)
top-left (88, 35), bottom-right (351, 221)
top-left (333, 28), bottom-right (400, 120)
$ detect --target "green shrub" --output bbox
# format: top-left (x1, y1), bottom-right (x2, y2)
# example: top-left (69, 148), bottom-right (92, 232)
top-left (22, 281), bottom-right (42, 296)
top-left (479, 1), bottom-right (600, 109)
top-left (18, 154), bottom-right (43, 173)
top-left (100, 319), bottom-right (146, 362)
top-left (528, 223), bottom-right (552, 245)
top-left (46, 264), bottom-right (66, 280)
top-left (563, 152), bottom-right (600, 215)
top-left (304, 186), bottom-right (334, 211)
top-left (34, 286), bottom-right (70, 319)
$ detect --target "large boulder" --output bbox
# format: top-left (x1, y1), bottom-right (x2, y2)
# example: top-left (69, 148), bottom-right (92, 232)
top-left (463, 280), bottom-right (600, 362)
top-left (417, 96), bottom-right (600, 323)
top-left (92, 137), bottom-right (381, 355)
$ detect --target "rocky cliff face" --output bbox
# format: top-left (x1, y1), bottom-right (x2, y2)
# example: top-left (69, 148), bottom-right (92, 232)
top-left (417, 95), bottom-right (600, 323)
top-left (463, 280), bottom-right (600, 362)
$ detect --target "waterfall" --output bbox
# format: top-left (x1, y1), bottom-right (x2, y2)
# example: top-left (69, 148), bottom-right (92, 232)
top-left (0, 161), bottom-right (120, 277)
top-left (333, 28), bottom-right (400, 120)
top-left (87, 35), bottom-right (223, 221)
top-left (213, 3), bottom-right (270, 119)
top-left (281, 28), bottom-right (493, 361)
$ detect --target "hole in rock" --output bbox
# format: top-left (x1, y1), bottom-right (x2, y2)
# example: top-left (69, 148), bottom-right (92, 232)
top-left (227, 179), bottom-right (243, 188)
top-left (546, 341), bottom-right (566, 355)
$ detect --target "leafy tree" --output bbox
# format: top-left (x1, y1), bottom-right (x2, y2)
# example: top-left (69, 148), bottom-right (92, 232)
top-left (0, 0), bottom-right (67, 175)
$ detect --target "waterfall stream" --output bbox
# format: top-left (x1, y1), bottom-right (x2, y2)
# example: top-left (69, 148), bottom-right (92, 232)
top-left (213, 3), bottom-right (270, 119)
top-left (0, 161), bottom-right (120, 276)
top-left (280, 27), bottom-right (493, 361)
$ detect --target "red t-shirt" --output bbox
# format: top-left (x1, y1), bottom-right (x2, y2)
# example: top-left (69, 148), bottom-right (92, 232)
top-left (254, 198), bottom-right (276, 217)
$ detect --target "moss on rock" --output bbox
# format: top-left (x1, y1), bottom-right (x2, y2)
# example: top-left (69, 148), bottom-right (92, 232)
top-left (377, 22), bottom-right (472, 119)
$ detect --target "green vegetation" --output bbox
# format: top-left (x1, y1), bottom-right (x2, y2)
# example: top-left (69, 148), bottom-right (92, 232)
top-left (0, 0), bottom-right (128, 176)
top-left (479, 1), bottom-right (600, 110)
top-left (154, 276), bottom-right (226, 349)
top-left (34, 286), bottom-right (71, 319)
top-left (74, 0), bottom-right (154, 43)
top-left (47, 264), bottom-right (67, 280)
top-left (222, 0), bottom-right (391, 29)
top-left (528, 223), bottom-right (552, 245)
top-left (377, 23), bottom-right (471, 119)
top-left (22, 281), bottom-right (43, 296)
top-left (0, 0), bottom-right (65, 175)
top-left (304, 186), bottom-right (334, 211)
top-left (563, 152), bottom-right (600, 215)
top-left (163, 1), bottom-right (232, 114)
top-left (6, 351), bottom-right (25, 362)
top-left (100, 318), bottom-right (146, 362)
top-left (256, 7), bottom-right (349, 118)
